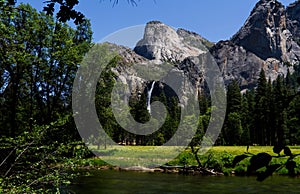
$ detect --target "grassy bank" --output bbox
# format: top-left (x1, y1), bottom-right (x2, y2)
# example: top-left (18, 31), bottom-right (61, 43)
top-left (82, 146), bottom-right (300, 176)
top-left (173, 146), bottom-right (300, 175)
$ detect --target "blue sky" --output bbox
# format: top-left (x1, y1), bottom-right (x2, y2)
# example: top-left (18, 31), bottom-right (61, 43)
top-left (20, 0), bottom-right (295, 45)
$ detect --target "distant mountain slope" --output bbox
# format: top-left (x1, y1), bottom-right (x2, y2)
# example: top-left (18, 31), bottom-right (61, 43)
top-left (134, 21), bottom-right (210, 63)
top-left (106, 0), bottom-right (300, 95)
top-left (211, 0), bottom-right (300, 88)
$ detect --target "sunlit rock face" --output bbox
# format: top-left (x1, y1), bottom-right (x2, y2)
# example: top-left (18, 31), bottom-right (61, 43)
top-left (106, 0), bottom-right (300, 96)
top-left (210, 0), bottom-right (300, 88)
top-left (231, 0), bottom-right (300, 63)
top-left (134, 21), bottom-right (207, 64)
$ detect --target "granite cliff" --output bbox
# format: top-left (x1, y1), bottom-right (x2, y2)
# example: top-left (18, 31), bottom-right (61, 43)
top-left (105, 0), bottom-right (300, 97)
top-left (212, 0), bottom-right (300, 88)
top-left (134, 21), bottom-right (210, 63)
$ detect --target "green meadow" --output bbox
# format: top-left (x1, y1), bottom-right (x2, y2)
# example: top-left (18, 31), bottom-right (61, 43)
top-left (79, 146), bottom-right (300, 175)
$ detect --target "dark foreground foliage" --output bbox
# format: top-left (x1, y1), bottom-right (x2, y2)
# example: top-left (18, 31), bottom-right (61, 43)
top-left (233, 145), bottom-right (300, 181)
top-left (0, 116), bottom-right (94, 193)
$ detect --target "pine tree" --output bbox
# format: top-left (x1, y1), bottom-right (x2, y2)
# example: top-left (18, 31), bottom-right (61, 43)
top-left (227, 80), bottom-right (241, 113)
top-left (265, 78), bottom-right (273, 145)
top-left (226, 112), bottom-right (243, 145)
top-left (273, 75), bottom-right (288, 147)
top-left (287, 95), bottom-right (300, 145)
top-left (222, 80), bottom-right (242, 145)
top-left (240, 94), bottom-right (251, 145)
top-left (254, 69), bottom-right (269, 145)
top-left (244, 90), bottom-right (256, 144)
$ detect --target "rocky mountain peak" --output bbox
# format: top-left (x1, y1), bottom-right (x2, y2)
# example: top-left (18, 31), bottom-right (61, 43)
top-left (209, 0), bottom-right (300, 88)
top-left (134, 21), bottom-right (207, 63)
top-left (231, 0), bottom-right (288, 60)
top-left (176, 28), bottom-right (214, 50)
top-left (253, 0), bottom-right (282, 8)
top-left (249, 0), bottom-right (284, 18)
top-left (108, 0), bottom-right (300, 93)
top-left (287, 1), bottom-right (300, 39)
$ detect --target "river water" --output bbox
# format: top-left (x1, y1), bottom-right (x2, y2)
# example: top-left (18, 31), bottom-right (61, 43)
top-left (70, 170), bottom-right (300, 193)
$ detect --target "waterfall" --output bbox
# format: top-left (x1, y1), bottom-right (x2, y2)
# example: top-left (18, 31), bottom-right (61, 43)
top-left (147, 81), bottom-right (155, 114)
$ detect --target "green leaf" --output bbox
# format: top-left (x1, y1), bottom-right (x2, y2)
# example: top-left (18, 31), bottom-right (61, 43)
top-left (256, 164), bottom-right (281, 182)
top-left (232, 154), bottom-right (249, 167)
top-left (247, 153), bottom-right (272, 175)
top-left (284, 147), bottom-right (292, 156)
top-left (273, 145), bottom-right (283, 155)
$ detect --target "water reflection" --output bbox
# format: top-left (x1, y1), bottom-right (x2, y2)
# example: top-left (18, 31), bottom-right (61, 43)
top-left (70, 170), bottom-right (300, 194)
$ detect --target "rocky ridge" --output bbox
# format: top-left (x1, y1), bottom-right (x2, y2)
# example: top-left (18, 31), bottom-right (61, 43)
top-left (134, 21), bottom-right (208, 63)
top-left (106, 0), bottom-right (300, 97)
top-left (210, 0), bottom-right (300, 88)
top-left (287, 1), bottom-right (300, 41)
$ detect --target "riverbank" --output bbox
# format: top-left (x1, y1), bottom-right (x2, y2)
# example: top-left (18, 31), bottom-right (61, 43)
top-left (71, 146), bottom-right (300, 176)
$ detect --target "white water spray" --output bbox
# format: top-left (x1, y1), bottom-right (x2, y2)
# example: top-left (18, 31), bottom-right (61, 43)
top-left (147, 81), bottom-right (155, 114)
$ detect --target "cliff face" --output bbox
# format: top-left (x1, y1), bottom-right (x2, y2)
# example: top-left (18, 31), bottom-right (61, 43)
top-left (210, 41), bottom-right (264, 89)
top-left (106, 0), bottom-right (300, 96)
top-left (231, 0), bottom-right (288, 60)
top-left (210, 0), bottom-right (300, 88)
top-left (287, 1), bottom-right (300, 41)
top-left (134, 21), bottom-right (207, 63)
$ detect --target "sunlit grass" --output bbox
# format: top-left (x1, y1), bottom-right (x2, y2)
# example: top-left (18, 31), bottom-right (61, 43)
top-left (89, 145), bottom-right (187, 167)
top-left (211, 146), bottom-right (300, 156)
top-left (86, 146), bottom-right (300, 172)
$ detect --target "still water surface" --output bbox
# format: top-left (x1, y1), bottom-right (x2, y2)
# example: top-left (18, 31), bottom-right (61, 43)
top-left (70, 170), bottom-right (300, 194)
